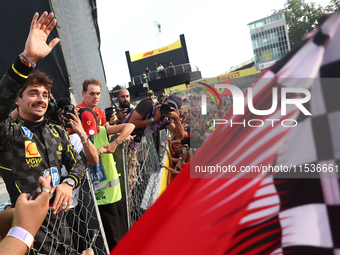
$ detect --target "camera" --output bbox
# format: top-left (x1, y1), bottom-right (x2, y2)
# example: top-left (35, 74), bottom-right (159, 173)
top-left (45, 98), bottom-right (57, 117)
top-left (160, 103), bottom-right (175, 115)
top-left (123, 108), bottom-right (131, 114)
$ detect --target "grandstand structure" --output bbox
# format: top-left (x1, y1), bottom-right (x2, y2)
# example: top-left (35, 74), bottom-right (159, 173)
top-left (125, 34), bottom-right (202, 101)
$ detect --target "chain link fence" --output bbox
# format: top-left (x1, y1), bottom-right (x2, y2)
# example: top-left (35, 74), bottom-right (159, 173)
top-left (9, 129), bottom-right (169, 254)
top-left (28, 171), bottom-right (109, 255)
top-left (119, 129), bottom-right (168, 229)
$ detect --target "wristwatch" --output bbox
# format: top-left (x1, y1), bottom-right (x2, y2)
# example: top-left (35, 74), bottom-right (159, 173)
top-left (114, 138), bottom-right (120, 145)
top-left (62, 178), bottom-right (76, 188)
top-left (80, 132), bottom-right (86, 138)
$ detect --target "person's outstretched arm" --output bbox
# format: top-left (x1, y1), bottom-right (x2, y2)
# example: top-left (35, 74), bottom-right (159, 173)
top-left (68, 111), bottom-right (99, 165)
top-left (160, 163), bottom-right (179, 175)
top-left (0, 176), bottom-right (51, 255)
top-left (22, 11), bottom-right (60, 64)
top-left (100, 123), bottom-right (135, 154)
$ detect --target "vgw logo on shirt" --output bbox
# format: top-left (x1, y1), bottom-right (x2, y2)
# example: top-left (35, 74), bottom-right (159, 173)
top-left (25, 141), bottom-right (42, 168)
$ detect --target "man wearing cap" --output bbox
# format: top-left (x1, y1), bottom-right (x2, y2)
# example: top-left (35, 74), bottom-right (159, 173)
top-left (122, 94), bottom-right (183, 190)
top-left (125, 93), bottom-right (184, 141)
top-left (146, 90), bottom-right (155, 99)
top-left (68, 107), bottom-right (134, 250)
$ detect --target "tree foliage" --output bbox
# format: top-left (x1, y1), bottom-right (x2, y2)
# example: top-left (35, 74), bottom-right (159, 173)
top-left (324, 0), bottom-right (340, 12)
top-left (276, 0), bottom-right (325, 47)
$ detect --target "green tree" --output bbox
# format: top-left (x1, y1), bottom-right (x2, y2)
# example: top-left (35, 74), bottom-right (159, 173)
top-left (325, 0), bottom-right (340, 12)
top-left (276, 0), bottom-right (325, 47)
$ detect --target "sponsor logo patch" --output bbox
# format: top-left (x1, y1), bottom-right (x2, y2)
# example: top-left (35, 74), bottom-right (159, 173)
top-left (50, 128), bottom-right (59, 137)
top-left (25, 141), bottom-right (41, 158)
top-left (21, 127), bottom-right (33, 139)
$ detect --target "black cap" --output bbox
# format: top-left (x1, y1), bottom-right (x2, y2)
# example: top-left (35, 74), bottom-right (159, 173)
top-left (167, 94), bottom-right (183, 111)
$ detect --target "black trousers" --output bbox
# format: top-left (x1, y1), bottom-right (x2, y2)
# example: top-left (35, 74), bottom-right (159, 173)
top-left (98, 202), bottom-right (128, 251)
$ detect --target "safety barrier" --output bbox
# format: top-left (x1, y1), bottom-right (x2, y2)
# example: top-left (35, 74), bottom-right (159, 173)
top-left (24, 129), bottom-right (169, 254)
top-left (28, 171), bottom-right (109, 255)
top-left (111, 129), bottom-right (168, 229)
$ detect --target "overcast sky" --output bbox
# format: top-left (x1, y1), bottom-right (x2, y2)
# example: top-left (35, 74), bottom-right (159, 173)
top-left (96, 0), bottom-right (332, 90)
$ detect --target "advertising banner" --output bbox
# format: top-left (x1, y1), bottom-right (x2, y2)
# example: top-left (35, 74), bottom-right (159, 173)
top-left (130, 39), bottom-right (182, 62)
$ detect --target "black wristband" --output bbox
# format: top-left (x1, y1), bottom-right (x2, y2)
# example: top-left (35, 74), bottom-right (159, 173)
top-left (8, 57), bottom-right (33, 84)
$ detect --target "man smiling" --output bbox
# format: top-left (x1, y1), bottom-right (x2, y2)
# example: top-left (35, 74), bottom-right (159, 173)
top-left (0, 12), bottom-right (85, 254)
top-left (16, 70), bottom-right (52, 121)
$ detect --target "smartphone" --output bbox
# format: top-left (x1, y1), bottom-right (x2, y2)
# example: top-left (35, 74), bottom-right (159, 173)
top-left (32, 184), bottom-right (42, 200)
top-left (63, 105), bottom-right (75, 128)
top-left (105, 107), bottom-right (114, 121)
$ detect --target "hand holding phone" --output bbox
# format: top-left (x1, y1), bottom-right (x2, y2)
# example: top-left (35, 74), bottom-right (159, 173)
top-left (63, 105), bottom-right (75, 128)
top-left (105, 107), bottom-right (114, 122)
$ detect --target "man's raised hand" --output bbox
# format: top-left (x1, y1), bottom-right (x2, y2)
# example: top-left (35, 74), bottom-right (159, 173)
top-left (22, 12), bottom-right (60, 64)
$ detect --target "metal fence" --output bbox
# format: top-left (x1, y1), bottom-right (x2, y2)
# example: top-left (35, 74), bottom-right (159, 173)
top-left (4, 130), bottom-right (169, 254)
top-left (28, 171), bottom-right (109, 255)
top-left (112, 129), bottom-right (168, 229)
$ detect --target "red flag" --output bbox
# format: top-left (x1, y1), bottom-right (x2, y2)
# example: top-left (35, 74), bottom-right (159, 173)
top-left (111, 13), bottom-right (340, 255)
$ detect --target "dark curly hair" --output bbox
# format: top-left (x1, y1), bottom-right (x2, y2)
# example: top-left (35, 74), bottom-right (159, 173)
top-left (19, 69), bottom-right (53, 98)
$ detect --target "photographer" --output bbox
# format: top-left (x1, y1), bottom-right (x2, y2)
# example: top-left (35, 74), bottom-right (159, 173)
top-left (123, 94), bottom-right (183, 191)
top-left (125, 93), bottom-right (184, 141)
top-left (115, 88), bottom-right (132, 124)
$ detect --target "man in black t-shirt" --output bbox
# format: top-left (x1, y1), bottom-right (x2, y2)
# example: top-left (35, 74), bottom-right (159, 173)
top-left (125, 94), bottom-right (184, 141)
top-left (124, 94), bottom-right (183, 192)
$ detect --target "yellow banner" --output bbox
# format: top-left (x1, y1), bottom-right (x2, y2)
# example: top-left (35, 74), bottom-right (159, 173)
top-left (187, 67), bottom-right (260, 89)
top-left (164, 84), bottom-right (187, 94)
top-left (164, 67), bottom-right (260, 94)
top-left (130, 39), bottom-right (182, 62)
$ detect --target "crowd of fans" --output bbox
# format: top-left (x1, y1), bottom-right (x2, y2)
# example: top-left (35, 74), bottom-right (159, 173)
top-left (163, 92), bottom-right (232, 177)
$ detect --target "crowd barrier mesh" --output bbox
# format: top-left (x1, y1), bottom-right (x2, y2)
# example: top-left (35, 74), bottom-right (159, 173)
top-left (28, 171), bottom-right (109, 255)
top-left (123, 129), bottom-right (168, 228)
top-left (24, 129), bottom-right (168, 254)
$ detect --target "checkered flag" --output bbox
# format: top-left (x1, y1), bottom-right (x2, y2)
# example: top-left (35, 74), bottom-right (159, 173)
top-left (111, 13), bottom-right (340, 255)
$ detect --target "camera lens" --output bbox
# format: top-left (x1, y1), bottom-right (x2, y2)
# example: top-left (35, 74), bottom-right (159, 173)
top-left (168, 103), bottom-right (176, 110)
top-left (160, 104), bottom-right (171, 114)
